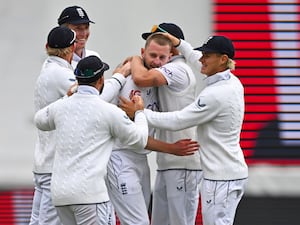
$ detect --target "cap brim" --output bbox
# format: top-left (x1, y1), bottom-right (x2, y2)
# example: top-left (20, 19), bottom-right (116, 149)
top-left (69, 19), bottom-right (95, 25)
top-left (75, 63), bottom-right (109, 79)
top-left (141, 32), bottom-right (152, 40)
top-left (194, 46), bottom-right (217, 53)
top-left (103, 62), bottom-right (110, 72)
top-left (193, 46), bottom-right (201, 51)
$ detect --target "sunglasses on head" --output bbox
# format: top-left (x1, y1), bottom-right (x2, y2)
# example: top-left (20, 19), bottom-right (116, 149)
top-left (151, 25), bottom-right (168, 33)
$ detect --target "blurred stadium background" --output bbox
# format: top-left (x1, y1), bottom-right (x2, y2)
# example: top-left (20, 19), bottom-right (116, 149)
top-left (0, 0), bottom-right (299, 224)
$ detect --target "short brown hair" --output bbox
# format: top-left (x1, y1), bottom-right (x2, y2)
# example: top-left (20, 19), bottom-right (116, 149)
top-left (145, 33), bottom-right (173, 49)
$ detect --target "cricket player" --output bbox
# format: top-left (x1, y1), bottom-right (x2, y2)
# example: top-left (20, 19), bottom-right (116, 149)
top-left (121, 34), bottom-right (248, 225)
top-left (34, 55), bottom-right (148, 225)
top-left (106, 33), bottom-right (200, 225)
top-left (128, 23), bottom-right (203, 225)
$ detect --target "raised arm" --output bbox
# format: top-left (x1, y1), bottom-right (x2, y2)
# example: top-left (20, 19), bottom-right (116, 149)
top-left (68, 62), bottom-right (131, 102)
top-left (162, 33), bottom-right (202, 71)
top-left (100, 61), bottom-right (131, 102)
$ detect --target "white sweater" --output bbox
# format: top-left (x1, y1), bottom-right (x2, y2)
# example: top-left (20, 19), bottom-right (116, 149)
top-left (34, 86), bottom-right (148, 206)
top-left (33, 56), bottom-right (126, 174)
top-left (33, 56), bottom-right (75, 173)
top-left (145, 70), bottom-right (248, 180)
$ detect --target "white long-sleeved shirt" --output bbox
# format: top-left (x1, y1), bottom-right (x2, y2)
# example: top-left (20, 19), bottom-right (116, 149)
top-left (34, 85), bottom-right (148, 206)
top-left (145, 69), bottom-right (248, 180)
top-left (71, 48), bottom-right (100, 69)
top-left (33, 55), bottom-right (126, 174)
top-left (153, 55), bottom-right (202, 170)
top-left (33, 56), bottom-right (75, 173)
top-left (177, 39), bottom-right (202, 73)
top-left (100, 73), bottom-right (127, 103)
top-left (112, 75), bottom-right (159, 154)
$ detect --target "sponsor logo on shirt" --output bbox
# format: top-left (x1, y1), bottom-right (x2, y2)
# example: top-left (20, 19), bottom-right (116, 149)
top-left (161, 66), bottom-right (173, 77)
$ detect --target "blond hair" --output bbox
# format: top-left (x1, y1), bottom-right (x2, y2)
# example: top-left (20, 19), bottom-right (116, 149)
top-left (227, 58), bottom-right (236, 70)
top-left (46, 46), bottom-right (73, 58)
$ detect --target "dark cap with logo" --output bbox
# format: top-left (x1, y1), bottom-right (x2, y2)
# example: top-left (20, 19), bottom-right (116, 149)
top-left (47, 26), bottom-right (76, 49)
top-left (194, 36), bottom-right (235, 59)
top-left (142, 23), bottom-right (185, 40)
top-left (58, 6), bottom-right (94, 25)
top-left (74, 56), bottom-right (109, 84)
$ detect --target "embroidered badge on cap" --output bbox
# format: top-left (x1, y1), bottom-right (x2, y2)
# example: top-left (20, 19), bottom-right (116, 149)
top-left (76, 8), bottom-right (85, 18)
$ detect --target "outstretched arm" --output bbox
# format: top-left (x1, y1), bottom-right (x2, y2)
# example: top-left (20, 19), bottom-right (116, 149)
top-left (162, 33), bottom-right (181, 47)
top-left (162, 33), bottom-right (202, 71)
top-left (146, 136), bottom-right (199, 156)
top-left (119, 95), bottom-right (199, 156)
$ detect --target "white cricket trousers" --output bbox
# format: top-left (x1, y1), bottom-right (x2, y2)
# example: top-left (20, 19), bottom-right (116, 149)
top-left (151, 170), bottom-right (203, 225)
top-left (56, 202), bottom-right (115, 225)
top-left (201, 179), bottom-right (247, 225)
top-left (29, 173), bottom-right (62, 225)
top-left (106, 150), bottom-right (151, 225)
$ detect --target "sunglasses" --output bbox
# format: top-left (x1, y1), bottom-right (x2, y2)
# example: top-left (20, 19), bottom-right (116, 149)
top-left (151, 25), bottom-right (168, 33)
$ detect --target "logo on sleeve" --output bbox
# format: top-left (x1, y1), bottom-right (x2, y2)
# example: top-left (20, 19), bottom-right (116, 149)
top-left (161, 66), bottom-right (173, 77)
top-left (120, 183), bottom-right (128, 195)
top-left (197, 98), bottom-right (206, 108)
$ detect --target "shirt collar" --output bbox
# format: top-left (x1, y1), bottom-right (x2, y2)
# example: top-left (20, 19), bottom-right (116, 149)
top-left (73, 48), bottom-right (86, 63)
top-left (48, 56), bottom-right (73, 70)
top-left (77, 85), bottom-right (99, 95)
top-left (169, 55), bottom-right (185, 62)
top-left (206, 69), bottom-right (231, 85)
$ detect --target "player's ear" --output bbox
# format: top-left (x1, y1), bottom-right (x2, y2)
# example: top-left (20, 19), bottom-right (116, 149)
top-left (220, 54), bottom-right (229, 65)
top-left (71, 42), bottom-right (76, 52)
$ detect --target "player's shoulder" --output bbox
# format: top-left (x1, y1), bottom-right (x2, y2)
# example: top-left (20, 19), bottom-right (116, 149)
top-left (98, 100), bottom-right (133, 124)
top-left (99, 99), bottom-right (123, 114)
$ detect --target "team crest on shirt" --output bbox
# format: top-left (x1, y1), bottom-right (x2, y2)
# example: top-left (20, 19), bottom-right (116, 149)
top-left (120, 183), bottom-right (128, 195)
top-left (129, 89), bottom-right (141, 99)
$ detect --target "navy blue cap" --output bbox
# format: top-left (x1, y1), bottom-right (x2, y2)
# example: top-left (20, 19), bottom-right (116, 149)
top-left (74, 56), bottom-right (109, 84)
top-left (194, 36), bottom-right (235, 59)
top-left (47, 26), bottom-right (76, 48)
top-left (142, 23), bottom-right (185, 40)
top-left (58, 6), bottom-right (94, 25)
